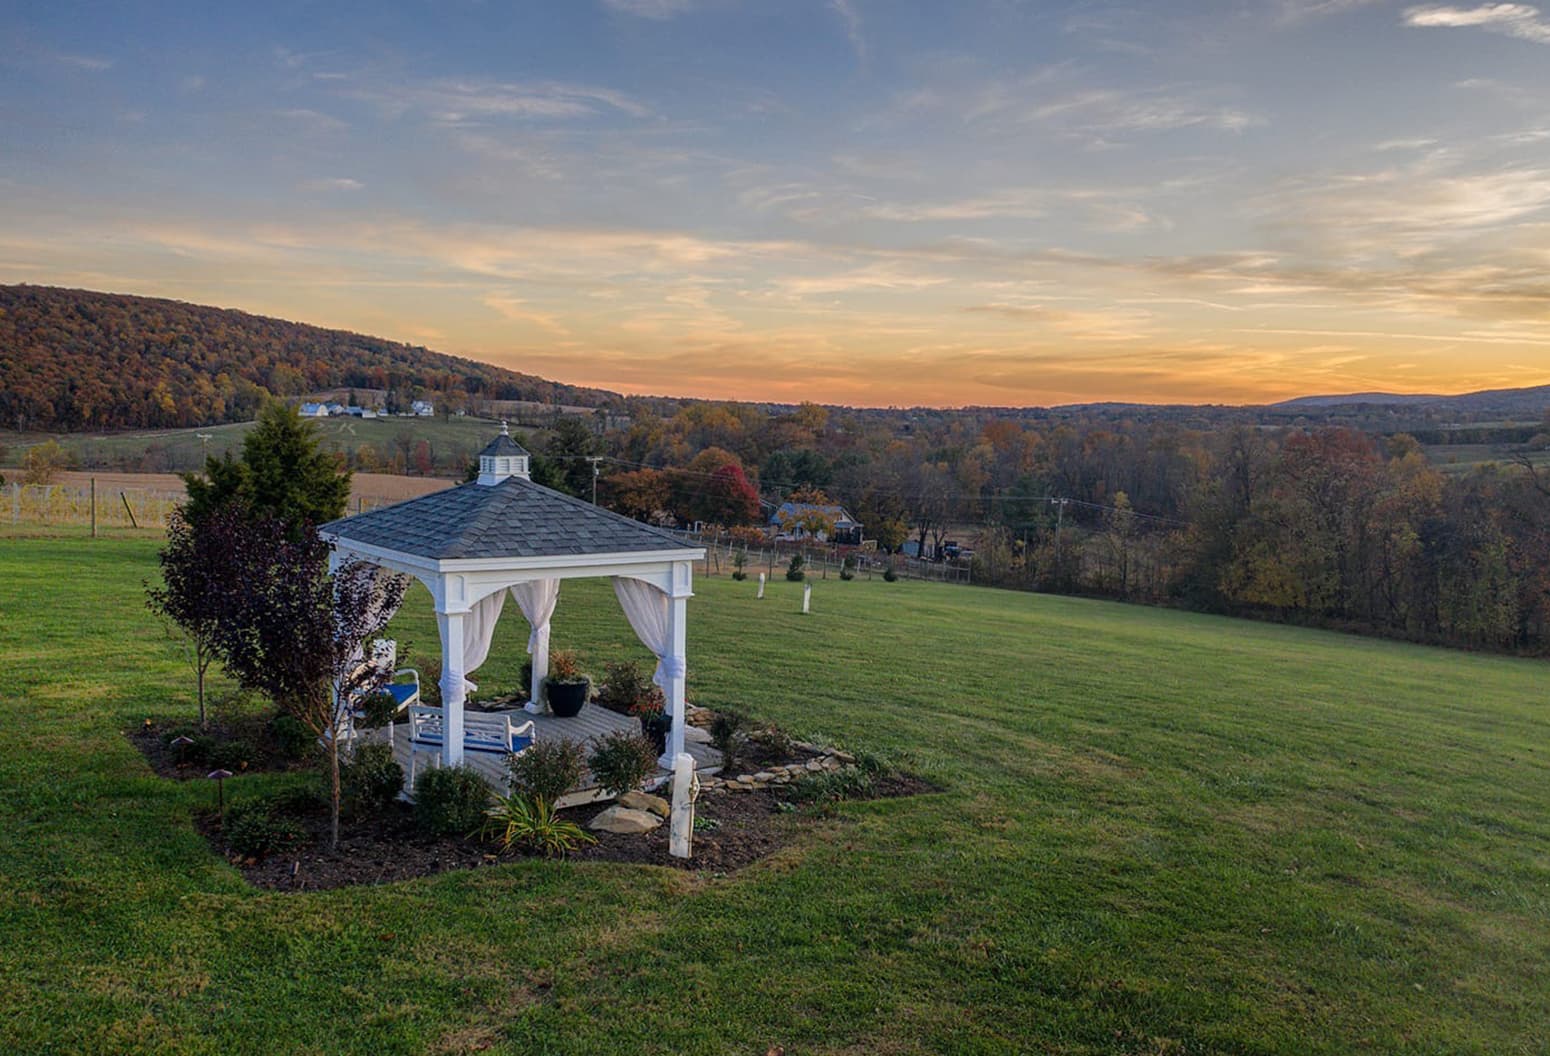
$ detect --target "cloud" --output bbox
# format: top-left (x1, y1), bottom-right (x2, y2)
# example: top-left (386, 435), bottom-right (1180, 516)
top-left (601, 0), bottom-right (695, 19)
top-left (301, 177), bottom-right (364, 192)
top-left (1029, 90), bottom-right (1264, 133)
top-left (1403, 3), bottom-right (1550, 43)
top-left (830, 0), bottom-right (867, 64)
top-left (351, 77), bottom-right (650, 125)
top-left (48, 51), bottom-right (113, 71)
top-left (275, 108), bottom-right (349, 133)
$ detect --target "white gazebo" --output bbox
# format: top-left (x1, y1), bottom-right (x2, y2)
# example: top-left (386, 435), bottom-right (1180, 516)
top-left (319, 427), bottom-right (706, 770)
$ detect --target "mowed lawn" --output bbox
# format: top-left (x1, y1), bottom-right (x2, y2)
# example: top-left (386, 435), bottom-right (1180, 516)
top-left (2, 534), bottom-right (1548, 1055)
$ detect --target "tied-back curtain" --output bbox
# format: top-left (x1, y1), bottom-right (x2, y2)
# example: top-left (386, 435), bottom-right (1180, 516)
top-left (460, 589), bottom-right (507, 693)
top-left (612, 576), bottom-right (683, 713)
top-left (509, 578), bottom-right (560, 657)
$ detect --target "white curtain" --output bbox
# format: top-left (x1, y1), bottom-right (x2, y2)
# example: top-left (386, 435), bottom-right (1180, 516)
top-left (460, 588), bottom-right (507, 693)
top-left (509, 578), bottom-right (561, 657)
top-left (612, 576), bottom-right (684, 712)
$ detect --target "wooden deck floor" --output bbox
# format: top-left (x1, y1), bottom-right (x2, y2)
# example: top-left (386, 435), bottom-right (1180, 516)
top-left (370, 704), bottom-right (722, 807)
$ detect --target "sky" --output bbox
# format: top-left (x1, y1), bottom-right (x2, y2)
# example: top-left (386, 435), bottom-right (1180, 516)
top-left (3, 1), bottom-right (1549, 408)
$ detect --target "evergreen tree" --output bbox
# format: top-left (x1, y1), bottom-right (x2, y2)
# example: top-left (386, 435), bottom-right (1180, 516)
top-left (183, 402), bottom-right (351, 531)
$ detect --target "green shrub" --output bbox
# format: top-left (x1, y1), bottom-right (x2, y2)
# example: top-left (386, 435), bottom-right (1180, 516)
top-left (839, 555), bottom-right (857, 581)
top-left (485, 794), bottom-right (595, 857)
top-left (785, 554), bottom-right (806, 582)
top-left (785, 767), bottom-right (876, 805)
top-left (507, 737), bottom-right (586, 804)
top-left (267, 713), bottom-right (313, 760)
top-left (354, 692), bottom-right (400, 731)
top-left (595, 659), bottom-right (651, 714)
top-left (224, 798), bottom-right (307, 858)
top-left (340, 742), bottom-right (404, 812)
top-left (731, 550), bottom-right (748, 581)
top-left (587, 730), bottom-right (659, 797)
top-left (266, 784), bottom-right (324, 816)
top-left (163, 727), bottom-right (216, 766)
top-left (207, 738), bottom-right (257, 772)
top-left (413, 765), bottom-right (492, 837)
top-left (708, 710), bottom-right (749, 772)
top-left (752, 724), bottom-right (796, 759)
top-left (882, 565), bottom-right (899, 583)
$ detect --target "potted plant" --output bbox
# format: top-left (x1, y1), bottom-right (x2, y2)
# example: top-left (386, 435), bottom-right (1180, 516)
top-left (630, 685), bottom-right (670, 754)
top-left (544, 649), bottom-right (590, 718)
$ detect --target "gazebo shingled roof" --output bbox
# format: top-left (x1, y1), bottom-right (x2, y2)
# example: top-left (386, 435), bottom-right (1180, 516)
top-left (318, 475), bottom-right (695, 561)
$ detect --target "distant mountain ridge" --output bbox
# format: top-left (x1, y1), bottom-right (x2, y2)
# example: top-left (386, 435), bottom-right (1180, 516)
top-left (0, 284), bottom-right (618, 432)
top-left (4, 284), bottom-right (1549, 432)
top-left (1271, 384), bottom-right (1550, 417)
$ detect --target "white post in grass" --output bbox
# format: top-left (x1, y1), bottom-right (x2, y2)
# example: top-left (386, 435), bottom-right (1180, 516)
top-left (802, 581), bottom-right (811, 614)
top-left (669, 752), bottom-right (696, 859)
top-left (756, 571), bottom-right (765, 599)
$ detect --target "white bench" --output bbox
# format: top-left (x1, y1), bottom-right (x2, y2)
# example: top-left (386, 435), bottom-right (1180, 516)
top-left (402, 706), bottom-right (536, 788)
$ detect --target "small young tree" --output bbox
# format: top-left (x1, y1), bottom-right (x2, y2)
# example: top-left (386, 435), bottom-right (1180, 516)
top-left (146, 509), bottom-right (233, 729)
top-left (22, 439), bottom-right (69, 485)
top-left (208, 515), bottom-right (409, 849)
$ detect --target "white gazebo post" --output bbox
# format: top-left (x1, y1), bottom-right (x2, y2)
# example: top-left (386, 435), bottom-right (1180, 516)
top-left (666, 560), bottom-right (692, 764)
top-left (435, 603), bottom-right (467, 767)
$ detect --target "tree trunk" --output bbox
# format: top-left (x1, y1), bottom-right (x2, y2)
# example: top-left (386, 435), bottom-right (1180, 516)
top-left (328, 733), bottom-right (341, 851)
top-left (196, 646), bottom-right (208, 730)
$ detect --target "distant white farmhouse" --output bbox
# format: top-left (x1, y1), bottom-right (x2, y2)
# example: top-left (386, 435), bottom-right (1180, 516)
top-left (299, 402), bottom-right (329, 418)
top-left (411, 400), bottom-right (435, 417)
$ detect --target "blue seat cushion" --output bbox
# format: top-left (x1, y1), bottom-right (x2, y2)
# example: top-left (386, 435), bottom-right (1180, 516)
top-left (386, 683), bottom-right (418, 707)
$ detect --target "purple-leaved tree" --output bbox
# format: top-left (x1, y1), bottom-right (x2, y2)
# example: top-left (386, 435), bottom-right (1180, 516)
top-left (147, 508), bottom-right (234, 729)
top-left (206, 512), bottom-right (410, 849)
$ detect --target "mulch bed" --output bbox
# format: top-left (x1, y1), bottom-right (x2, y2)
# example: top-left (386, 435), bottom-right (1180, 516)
top-left (129, 716), bottom-right (308, 780)
top-left (200, 771), bottom-right (936, 891)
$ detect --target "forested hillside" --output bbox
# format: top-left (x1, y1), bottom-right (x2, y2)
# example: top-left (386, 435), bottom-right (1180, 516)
top-left (0, 285), bottom-right (613, 431)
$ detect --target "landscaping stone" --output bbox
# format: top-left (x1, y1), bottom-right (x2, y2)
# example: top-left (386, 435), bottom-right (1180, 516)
top-left (683, 725), bottom-right (712, 744)
top-left (589, 806), bottom-right (662, 834)
top-left (619, 790), bottom-right (670, 818)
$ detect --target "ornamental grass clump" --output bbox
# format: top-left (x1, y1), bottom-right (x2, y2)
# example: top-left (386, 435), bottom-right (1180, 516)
top-left (485, 794), bottom-right (595, 858)
top-left (587, 730), bottom-right (658, 798)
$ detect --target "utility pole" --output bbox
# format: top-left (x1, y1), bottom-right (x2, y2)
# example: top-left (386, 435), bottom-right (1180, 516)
top-left (586, 455), bottom-right (603, 505)
top-left (1052, 497), bottom-right (1068, 584)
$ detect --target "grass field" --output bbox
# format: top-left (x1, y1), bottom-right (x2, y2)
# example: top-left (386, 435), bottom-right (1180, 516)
top-left (2, 535), bottom-right (1548, 1054)
top-left (1, 415), bottom-right (549, 475)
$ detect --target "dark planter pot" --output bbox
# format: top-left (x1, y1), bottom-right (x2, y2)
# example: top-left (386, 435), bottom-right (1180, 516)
top-left (639, 716), bottom-right (669, 755)
top-left (546, 678), bottom-right (589, 718)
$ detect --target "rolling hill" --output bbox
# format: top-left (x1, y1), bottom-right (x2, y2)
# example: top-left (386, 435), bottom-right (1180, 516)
top-left (0, 284), bottom-right (618, 432)
top-left (1271, 384), bottom-right (1550, 417)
